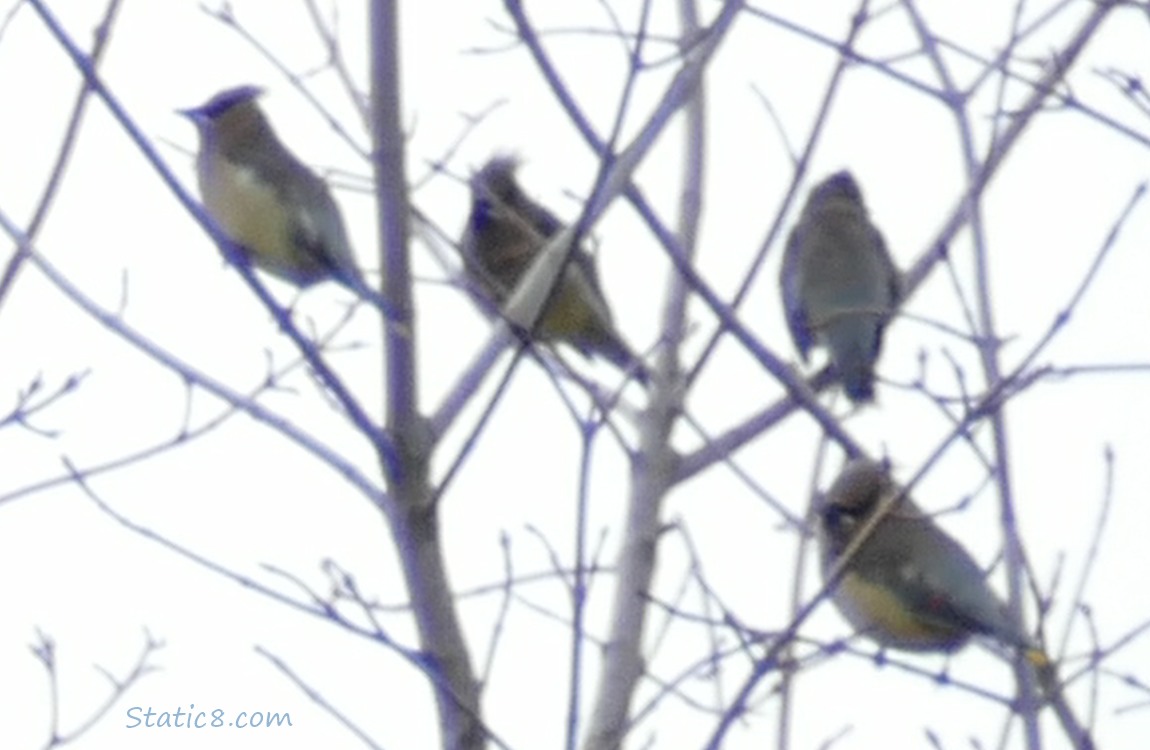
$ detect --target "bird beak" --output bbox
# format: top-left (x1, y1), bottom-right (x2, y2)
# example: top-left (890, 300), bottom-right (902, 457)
top-left (176, 107), bottom-right (205, 124)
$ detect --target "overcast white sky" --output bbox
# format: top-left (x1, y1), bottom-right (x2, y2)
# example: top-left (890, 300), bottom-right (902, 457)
top-left (1, 1), bottom-right (1149, 748)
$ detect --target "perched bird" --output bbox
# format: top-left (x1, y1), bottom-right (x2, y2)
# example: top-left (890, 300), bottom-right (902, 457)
top-left (781, 171), bottom-right (900, 402)
top-left (180, 86), bottom-right (366, 294)
top-left (461, 156), bottom-right (648, 384)
top-left (816, 459), bottom-right (1046, 664)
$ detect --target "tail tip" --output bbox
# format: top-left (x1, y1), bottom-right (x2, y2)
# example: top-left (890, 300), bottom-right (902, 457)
top-left (842, 374), bottom-right (875, 403)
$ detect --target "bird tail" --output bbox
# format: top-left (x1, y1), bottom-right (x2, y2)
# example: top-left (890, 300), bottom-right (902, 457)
top-left (593, 334), bottom-right (650, 386)
top-left (337, 274), bottom-right (402, 323)
top-left (1025, 646), bottom-right (1051, 669)
top-left (823, 317), bottom-right (879, 402)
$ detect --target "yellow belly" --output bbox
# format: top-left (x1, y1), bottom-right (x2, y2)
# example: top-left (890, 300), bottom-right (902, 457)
top-left (835, 572), bottom-right (968, 652)
top-left (200, 159), bottom-right (327, 285)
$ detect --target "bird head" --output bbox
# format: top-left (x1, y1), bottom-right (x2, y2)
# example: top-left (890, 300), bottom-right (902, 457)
top-left (809, 170), bottom-right (864, 208)
top-left (179, 85), bottom-right (266, 134)
top-left (818, 458), bottom-right (896, 544)
top-left (472, 155), bottom-right (524, 203)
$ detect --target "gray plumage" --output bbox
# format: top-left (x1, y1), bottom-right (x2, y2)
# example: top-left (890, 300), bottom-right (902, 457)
top-left (781, 171), bottom-right (900, 402)
top-left (818, 459), bottom-right (1042, 657)
top-left (181, 86), bottom-right (364, 292)
top-left (460, 157), bottom-right (648, 384)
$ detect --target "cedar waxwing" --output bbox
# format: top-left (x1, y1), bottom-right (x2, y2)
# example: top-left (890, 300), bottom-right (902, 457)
top-left (781, 171), bottom-right (900, 402)
top-left (461, 156), bottom-right (648, 384)
top-left (180, 86), bottom-right (366, 294)
top-left (816, 459), bottom-right (1046, 664)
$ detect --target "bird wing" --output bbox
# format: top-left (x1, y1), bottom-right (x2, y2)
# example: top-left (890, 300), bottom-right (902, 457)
top-left (519, 196), bottom-right (566, 239)
top-left (244, 139), bottom-right (362, 289)
top-left (872, 515), bottom-right (1025, 645)
top-left (293, 176), bottom-right (361, 286)
top-left (872, 226), bottom-right (902, 310)
top-left (780, 225), bottom-right (812, 360)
